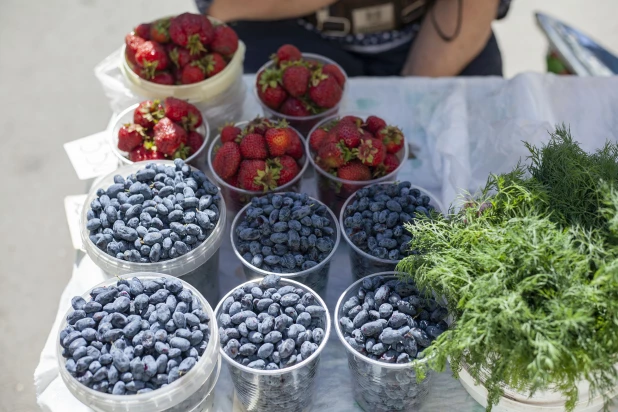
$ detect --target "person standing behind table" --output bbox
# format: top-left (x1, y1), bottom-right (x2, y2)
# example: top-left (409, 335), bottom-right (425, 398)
top-left (195, 0), bottom-right (511, 77)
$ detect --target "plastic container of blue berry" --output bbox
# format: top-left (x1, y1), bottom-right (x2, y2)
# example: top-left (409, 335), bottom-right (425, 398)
top-left (230, 194), bottom-right (340, 297)
top-left (306, 113), bottom-right (410, 216)
top-left (340, 182), bottom-right (444, 280)
top-left (80, 161), bottom-right (226, 305)
top-left (57, 272), bottom-right (221, 412)
top-left (334, 272), bottom-right (446, 412)
top-left (207, 121), bottom-right (309, 215)
top-left (214, 276), bottom-right (331, 412)
top-left (109, 103), bottom-right (211, 171)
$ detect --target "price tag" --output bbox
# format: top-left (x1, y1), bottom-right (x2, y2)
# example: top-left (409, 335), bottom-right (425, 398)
top-left (64, 131), bottom-right (119, 180)
top-left (64, 194), bottom-right (87, 251)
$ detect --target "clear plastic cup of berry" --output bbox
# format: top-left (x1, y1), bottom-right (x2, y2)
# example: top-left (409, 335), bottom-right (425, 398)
top-left (80, 160), bottom-right (226, 305)
top-left (334, 272), bottom-right (451, 412)
top-left (340, 181), bottom-right (444, 280)
top-left (214, 275), bottom-right (331, 412)
top-left (57, 272), bottom-right (221, 412)
top-left (306, 113), bottom-right (410, 216)
top-left (230, 192), bottom-right (340, 297)
top-left (207, 121), bottom-right (309, 216)
top-left (254, 53), bottom-right (348, 136)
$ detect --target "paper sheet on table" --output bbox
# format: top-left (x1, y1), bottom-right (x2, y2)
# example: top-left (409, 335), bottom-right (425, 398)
top-left (36, 73), bottom-right (618, 411)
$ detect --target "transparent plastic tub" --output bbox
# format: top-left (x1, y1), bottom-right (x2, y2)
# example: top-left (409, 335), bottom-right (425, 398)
top-left (306, 114), bottom-right (410, 216)
top-left (229, 194), bottom-right (340, 297)
top-left (334, 272), bottom-right (436, 412)
top-left (254, 53), bottom-right (347, 136)
top-left (206, 122), bottom-right (309, 215)
top-left (339, 182), bottom-right (445, 280)
top-left (57, 272), bottom-right (221, 412)
top-left (214, 277), bottom-right (331, 412)
top-left (80, 161), bottom-right (226, 305)
top-left (109, 104), bottom-right (210, 171)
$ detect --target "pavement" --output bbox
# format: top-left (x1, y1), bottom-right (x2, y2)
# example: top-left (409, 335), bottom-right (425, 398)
top-left (0, 0), bottom-right (615, 411)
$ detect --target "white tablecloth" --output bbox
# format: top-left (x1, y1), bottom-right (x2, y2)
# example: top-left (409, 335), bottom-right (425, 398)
top-left (36, 74), bottom-right (618, 411)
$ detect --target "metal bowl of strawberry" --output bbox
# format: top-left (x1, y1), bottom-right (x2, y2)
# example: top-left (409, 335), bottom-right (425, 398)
top-left (305, 113), bottom-right (409, 216)
top-left (207, 118), bottom-right (309, 214)
top-left (254, 44), bottom-right (347, 136)
top-left (110, 98), bottom-right (210, 170)
top-left (121, 14), bottom-right (246, 104)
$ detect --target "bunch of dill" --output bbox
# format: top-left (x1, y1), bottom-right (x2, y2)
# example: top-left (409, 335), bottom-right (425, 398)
top-left (397, 128), bottom-right (618, 411)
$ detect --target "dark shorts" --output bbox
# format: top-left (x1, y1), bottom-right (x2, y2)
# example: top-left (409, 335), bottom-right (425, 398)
top-left (229, 19), bottom-right (503, 77)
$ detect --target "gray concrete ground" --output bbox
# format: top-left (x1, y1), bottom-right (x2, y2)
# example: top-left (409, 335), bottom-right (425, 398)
top-left (0, 1), bottom-right (615, 411)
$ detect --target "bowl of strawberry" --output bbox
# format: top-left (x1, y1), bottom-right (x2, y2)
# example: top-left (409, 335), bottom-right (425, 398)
top-left (111, 97), bottom-right (210, 169)
top-left (254, 44), bottom-right (347, 136)
top-left (122, 13), bottom-right (246, 104)
top-left (207, 117), bottom-right (308, 213)
top-left (306, 114), bottom-right (409, 215)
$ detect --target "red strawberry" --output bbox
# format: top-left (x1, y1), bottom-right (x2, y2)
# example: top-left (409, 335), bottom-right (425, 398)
top-left (240, 133), bottom-right (268, 159)
top-left (125, 34), bottom-right (145, 65)
top-left (309, 128), bottom-right (328, 152)
top-left (133, 100), bottom-right (164, 128)
top-left (256, 68), bottom-right (287, 110)
top-left (211, 25), bottom-right (239, 56)
top-left (187, 131), bottom-right (205, 154)
top-left (224, 174), bottom-right (238, 188)
top-left (273, 155), bottom-right (300, 186)
top-left (317, 141), bottom-right (352, 170)
top-left (151, 71), bottom-right (175, 85)
top-left (286, 130), bottom-right (304, 159)
top-left (150, 18), bottom-right (171, 43)
top-left (169, 13), bottom-right (214, 55)
top-left (383, 153), bottom-right (400, 175)
top-left (181, 63), bottom-right (205, 84)
top-left (203, 53), bottom-right (226, 77)
top-left (247, 117), bottom-right (273, 136)
top-left (337, 160), bottom-right (371, 181)
top-left (265, 127), bottom-right (292, 156)
top-left (337, 122), bottom-right (361, 148)
top-left (163, 97), bottom-right (203, 130)
top-left (356, 137), bottom-right (386, 167)
top-left (365, 115), bottom-right (387, 134)
top-left (280, 97), bottom-right (311, 117)
top-left (282, 65), bottom-right (311, 97)
top-left (340, 115), bottom-right (363, 126)
top-left (378, 125), bottom-right (404, 154)
top-left (153, 117), bottom-right (188, 156)
top-left (168, 45), bottom-right (193, 68)
top-left (322, 64), bottom-right (345, 87)
top-left (309, 75), bottom-right (342, 109)
top-left (117, 124), bottom-right (145, 152)
top-left (129, 144), bottom-right (165, 162)
top-left (213, 141), bottom-right (241, 178)
top-left (134, 23), bottom-right (151, 39)
top-left (220, 123), bottom-right (242, 143)
top-left (135, 41), bottom-right (169, 78)
top-left (275, 44), bottom-right (302, 65)
top-left (238, 160), bottom-right (279, 192)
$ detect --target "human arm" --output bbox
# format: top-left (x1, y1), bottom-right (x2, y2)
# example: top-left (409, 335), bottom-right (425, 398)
top-left (401, 0), bottom-right (499, 77)
top-left (207, 0), bottom-right (338, 23)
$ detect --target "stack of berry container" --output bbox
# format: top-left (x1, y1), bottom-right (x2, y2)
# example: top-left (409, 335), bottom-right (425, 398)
top-left (230, 194), bottom-right (340, 296)
top-left (120, 16), bottom-right (247, 129)
top-left (335, 272), bottom-right (449, 412)
top-left (214, 276), bottom-right (331, 412)
top-left (110, 103), bottom-right (211, 171)
top-left (340, 182), bottom-right (444, 280)
top-left (80, 161), bottom-right (226, 305)
top-left (254, 53), bottom-right (347, 136)
top-left (207, 122), bottom-right (309, 214)
top-left (306, 114), bottom-right (410, 215)
top-left (57, 273), bottom-right (221, 412)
